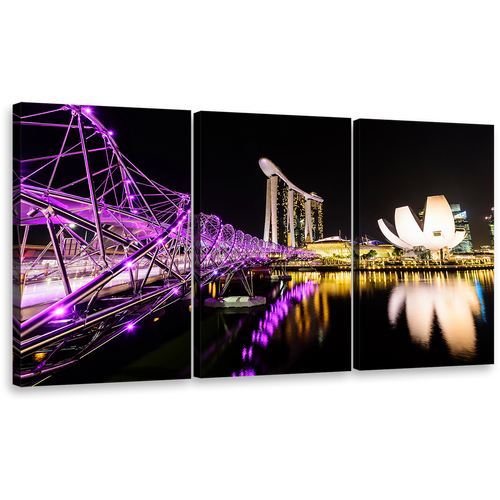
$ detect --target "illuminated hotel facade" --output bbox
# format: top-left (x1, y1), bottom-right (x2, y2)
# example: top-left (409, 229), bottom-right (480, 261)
top-left (260, 158), bottom-right (323, 247)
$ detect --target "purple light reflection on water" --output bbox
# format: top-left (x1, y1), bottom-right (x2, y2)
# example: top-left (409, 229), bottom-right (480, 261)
top-left (235, 279), bottom-right (319, 374)
top-left (232, 368), bottom-right (256, 377)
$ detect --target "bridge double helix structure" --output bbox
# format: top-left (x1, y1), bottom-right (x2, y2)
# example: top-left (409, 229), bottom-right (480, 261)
top-left (13, 104), bottom-right (317, 384)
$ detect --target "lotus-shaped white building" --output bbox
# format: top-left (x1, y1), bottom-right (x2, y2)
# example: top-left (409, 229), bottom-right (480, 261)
top-left (378, 195), bottom-right (466, 252)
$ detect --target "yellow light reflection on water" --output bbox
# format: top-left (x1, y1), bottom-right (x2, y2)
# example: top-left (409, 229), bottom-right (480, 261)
top-left (380, 269), bottom-right (493, 360)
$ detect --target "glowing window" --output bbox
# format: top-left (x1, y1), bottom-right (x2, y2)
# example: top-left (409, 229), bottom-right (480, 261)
top-left (433, 231), bottom-right (442, 237)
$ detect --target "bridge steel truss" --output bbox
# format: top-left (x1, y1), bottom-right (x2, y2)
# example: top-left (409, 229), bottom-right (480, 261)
top-left (13, 104), bottom-right (317, 385)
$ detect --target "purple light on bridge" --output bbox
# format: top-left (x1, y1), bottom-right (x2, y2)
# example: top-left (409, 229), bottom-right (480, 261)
top-left (15, 102), bottom-right (321, 382)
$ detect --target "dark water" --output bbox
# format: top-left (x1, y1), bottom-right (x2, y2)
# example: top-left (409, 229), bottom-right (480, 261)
top-left (202, 270), bottom-right (495, 378)
top-left (33, 269), bottom-right (491, 385)
top-left (198, 271), bottom-right (351, 378)
top-left (355, 269), bottom-right (494, 370)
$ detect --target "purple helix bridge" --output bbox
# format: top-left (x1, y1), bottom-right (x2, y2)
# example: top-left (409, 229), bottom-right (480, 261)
top-left (13, 104), bottom-right (317, 384)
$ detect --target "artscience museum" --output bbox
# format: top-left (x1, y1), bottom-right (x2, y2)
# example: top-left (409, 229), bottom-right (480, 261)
top-left (378, 195), bottom-right (466, 256)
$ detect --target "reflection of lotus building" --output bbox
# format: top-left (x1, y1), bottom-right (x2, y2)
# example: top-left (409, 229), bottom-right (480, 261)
top-left (378, 195), bottom-right (466, 254)
top-left (388, 277), bottom-right (481, 359)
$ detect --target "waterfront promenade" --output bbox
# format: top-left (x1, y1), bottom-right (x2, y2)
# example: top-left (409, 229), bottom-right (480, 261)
top-left (282, 262), bottom-right (493, 272)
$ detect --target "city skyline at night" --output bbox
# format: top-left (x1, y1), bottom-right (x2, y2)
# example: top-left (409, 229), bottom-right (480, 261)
top-left (17, 108), bottom-right (493, 250)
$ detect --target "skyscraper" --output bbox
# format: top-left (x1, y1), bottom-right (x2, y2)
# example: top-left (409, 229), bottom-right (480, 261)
top-left (417, 202), bottom-right (472, 254)
top-left (449, 203), bottom-right (473, 253)
top-left (486, 207), bottom-right (494, 248)
top-left (260, 158), bottom-right (323, 247)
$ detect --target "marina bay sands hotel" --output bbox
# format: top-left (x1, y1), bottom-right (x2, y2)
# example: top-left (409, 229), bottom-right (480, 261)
top-left (259, 158), bottom-right (323, 247)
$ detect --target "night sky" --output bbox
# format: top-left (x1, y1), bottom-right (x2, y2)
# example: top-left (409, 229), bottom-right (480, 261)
top-left (17, 106), bottom-right (493, 248)
top-left (355, 119), bottom-right (494, 248)
top-left (196, 111), bottom-right (351, 240)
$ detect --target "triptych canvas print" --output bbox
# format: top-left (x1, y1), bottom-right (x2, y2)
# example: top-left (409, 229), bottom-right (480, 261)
top-left (13, 103), bottom-right (494, 386)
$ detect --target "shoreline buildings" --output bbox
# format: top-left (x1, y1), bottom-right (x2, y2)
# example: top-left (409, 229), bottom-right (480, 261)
top-left (486, 207), bottom-right (494, 248)
top-left (259, 158), bottom-right (323, 247)
top-left (449, 204), bottom-right (473, 253)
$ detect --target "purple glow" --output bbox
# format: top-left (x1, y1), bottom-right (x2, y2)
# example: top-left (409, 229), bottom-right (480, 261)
top-left (242, 347), bottom-right (247, 360)
top-left (15, 104), bottom-right (323, 382)
top-left (238, 369), bottom-right (256, 377)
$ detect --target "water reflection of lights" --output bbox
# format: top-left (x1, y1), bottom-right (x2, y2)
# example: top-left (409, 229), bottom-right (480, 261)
top-left (232, 279), bottom-right (318, 376)
top-left (232, 271), bottom-right (351, 377)
top-left (386, 272), bottom-right (487, 359)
